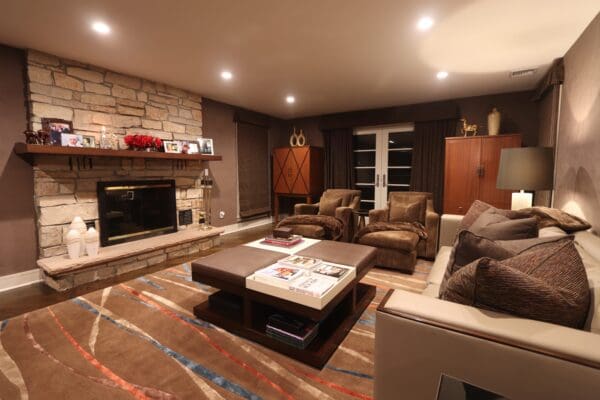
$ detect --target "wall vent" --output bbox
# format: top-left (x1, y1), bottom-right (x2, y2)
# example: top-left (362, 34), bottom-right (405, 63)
top-left (509, 68), bottom-right (537, 78)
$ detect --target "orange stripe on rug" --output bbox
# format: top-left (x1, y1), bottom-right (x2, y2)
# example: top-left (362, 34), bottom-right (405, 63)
top-left (120, 284), bottom-right (295, 400)
top-left (293, 367), bottom-right (374, 400)
top-left (47, 307), bottom-right (150, 400)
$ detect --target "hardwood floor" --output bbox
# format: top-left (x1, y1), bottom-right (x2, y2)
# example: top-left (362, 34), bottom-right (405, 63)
top-left (0, 224), bottom-right (274, 321)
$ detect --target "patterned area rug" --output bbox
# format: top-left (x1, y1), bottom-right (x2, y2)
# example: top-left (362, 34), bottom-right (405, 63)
top-left (0, 261), bottom-right (429, 400)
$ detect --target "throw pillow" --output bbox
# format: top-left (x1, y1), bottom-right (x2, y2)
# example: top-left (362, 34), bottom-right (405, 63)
top-left (318, 196), bottom-right (342, 217)
top-left (459, 200), bottom-right (527, 231)
top-left (439, 230), bottom-right (573, 296)
top-left (470, 208), bottom-right (539, 240)
top-left (442, 238), bottom-right (590, 329)
top-left (389, 195), bottom-right (426, 224)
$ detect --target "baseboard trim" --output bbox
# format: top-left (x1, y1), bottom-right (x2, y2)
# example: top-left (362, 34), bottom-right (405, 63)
top-left (0, 269), bottom-right (42, 293)
top-left (221, 216), bottom-right (278, 235)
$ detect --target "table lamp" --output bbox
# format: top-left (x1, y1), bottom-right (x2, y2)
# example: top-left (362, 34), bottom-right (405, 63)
top-left (496, 147), bottom-right (554, 210)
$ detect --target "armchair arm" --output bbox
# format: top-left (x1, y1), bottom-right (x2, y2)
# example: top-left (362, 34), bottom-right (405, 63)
top-left (375, 290), bottom-right (600, 400)
top-left (335, 206), bottom-right (354, 242)
top-left (368, 208), bottom-right (388, 224)
top-left (294, 203), bottom-right (319, 215)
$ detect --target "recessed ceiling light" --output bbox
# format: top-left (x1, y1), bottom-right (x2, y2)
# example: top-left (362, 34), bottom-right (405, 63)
top-left (417, 16), bottom-right (434, 31)
top-left (286, 95), bottom-right (295, 104)
top-left (91, 21), bottom-right (111, 35)
top-left (220, 70), bottom-right (233, 80)
top-left (436, 71), bottom-right (448, 80)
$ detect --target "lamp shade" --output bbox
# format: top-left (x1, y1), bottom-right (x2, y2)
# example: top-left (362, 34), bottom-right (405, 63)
top-left (496, 147), bottom-right (554, 191)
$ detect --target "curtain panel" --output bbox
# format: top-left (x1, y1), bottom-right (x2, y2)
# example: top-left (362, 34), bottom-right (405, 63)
top-left (237, 122), bottom-right (270, 218)
top-left (410, 119), bottom-right (458, 213)
top-left (323, 128), bottom-right (354, 189)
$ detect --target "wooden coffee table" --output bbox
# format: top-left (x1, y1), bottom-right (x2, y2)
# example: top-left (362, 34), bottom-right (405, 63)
top-left (191, 240), bottom-right (376, 368)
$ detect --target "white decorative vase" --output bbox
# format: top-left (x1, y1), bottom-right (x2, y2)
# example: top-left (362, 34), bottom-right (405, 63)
top-left (488, 107), bottom-right (501, 136)
top-left (70, 216), bottom-right (87, 256)
top-left (65, 229), bottom-right (81, 259)
top-left (85, 227), bottom-right (100, 257)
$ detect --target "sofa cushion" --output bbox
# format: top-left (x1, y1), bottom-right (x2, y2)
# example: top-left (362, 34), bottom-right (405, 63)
top-left (318, 196), bottom-right (342, 217)
top-left (470, 208), bottom-right (538, 240)
top-left (389, 195), bottom-right (426, 224)
top-left (358, 230), bottom-right (419, 252)
top-left (288, 224), bottom-right (325, 239)
top-left (440, 230), bottom-right (572, 296)
top-left (442, 238), bottom-right (591, 329)
top-left (574, 231), bottom-right (600, 333)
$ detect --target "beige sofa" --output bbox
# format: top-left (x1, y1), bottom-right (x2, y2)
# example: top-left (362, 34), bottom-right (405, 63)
top-left (375, 214), bottom-right (600, 399)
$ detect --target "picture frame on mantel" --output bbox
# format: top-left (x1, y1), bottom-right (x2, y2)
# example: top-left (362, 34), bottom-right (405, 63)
top-left (198, 138), bottom-right (214, 155)
top-left (42, 118), bottom-right (73, 146)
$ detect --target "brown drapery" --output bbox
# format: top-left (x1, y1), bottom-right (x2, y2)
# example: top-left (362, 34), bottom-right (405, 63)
top-left (237, 122), bottom-right (270, 218)
top-left (532, 58), bottom-right (564, 101)
top-left (323, 128), bottom-right (354, 189)
top-left (410, 119), bottom-right (458, 213)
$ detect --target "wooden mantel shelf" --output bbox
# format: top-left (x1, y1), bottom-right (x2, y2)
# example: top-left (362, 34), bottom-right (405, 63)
top-left (14, 143), bottom-right (222, 161)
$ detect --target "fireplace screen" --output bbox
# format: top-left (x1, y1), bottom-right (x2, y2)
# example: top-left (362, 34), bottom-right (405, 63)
top-left (97, 180), bottom-right (177, 246)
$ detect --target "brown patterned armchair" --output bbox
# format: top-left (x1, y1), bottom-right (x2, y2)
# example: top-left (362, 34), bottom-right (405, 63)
top-left (292, 189), bottom-right (361, 242)
top-left (363, 192), bottom-right (439, 264)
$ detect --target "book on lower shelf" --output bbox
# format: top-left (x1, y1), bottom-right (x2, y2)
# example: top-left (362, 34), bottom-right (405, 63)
top-left (266, 313), bottom-right (319, 349)
top-left (253, 264), bottom-right (305, 288)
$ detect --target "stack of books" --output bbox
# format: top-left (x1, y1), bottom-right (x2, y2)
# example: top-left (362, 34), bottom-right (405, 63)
top-left (266, 313), bottom-right (319, 349)
top-left (261, 234), bottom-right (303, 247)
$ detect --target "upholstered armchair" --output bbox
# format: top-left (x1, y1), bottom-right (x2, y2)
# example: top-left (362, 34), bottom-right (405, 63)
top-left (291, 189), bottom-right (361, 242)
top-left (365, 191), bottom-right (439, 260)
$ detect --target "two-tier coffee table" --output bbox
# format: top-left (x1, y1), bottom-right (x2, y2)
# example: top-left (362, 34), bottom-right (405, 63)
top-left (191, 239), bottom-right (376, 368)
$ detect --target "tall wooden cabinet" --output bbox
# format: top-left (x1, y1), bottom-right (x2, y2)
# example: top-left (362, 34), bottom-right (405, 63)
top-left (444, 134), bottom-right (521, 214)
top-left (272, 146), bottom-right (323, 222)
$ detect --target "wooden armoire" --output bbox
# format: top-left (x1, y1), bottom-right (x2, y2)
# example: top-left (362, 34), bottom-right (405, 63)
top-left (272, 146), bottom-right (324, 222)
top-left (444, 134), bottom-right (521, 214)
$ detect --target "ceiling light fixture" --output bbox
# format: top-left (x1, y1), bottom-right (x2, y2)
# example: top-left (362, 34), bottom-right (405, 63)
top-left (436, 71), bottom-right (449, 80)
top-left (417, 16), bottom-right (434, 31)
top-left (220, 70), bottom-right (233, 80)
top-left (286, 95), bottom-right (295, 104)
top-left (91, 21), bottom-right (111, 35)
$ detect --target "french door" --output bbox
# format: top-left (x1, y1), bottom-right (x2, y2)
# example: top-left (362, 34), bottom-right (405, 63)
top-left (353, 124), bottom-right (414, 210)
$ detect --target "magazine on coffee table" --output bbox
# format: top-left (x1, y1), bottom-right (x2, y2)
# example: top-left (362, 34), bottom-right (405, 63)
top-left (311, 263), bottom-right (351, 280)
top-left (290, 276), bottom-right (334, 297)
top-left (278, 255), bottom-right (322, 269)
top-left (254, 264), bottom-right (304, 288)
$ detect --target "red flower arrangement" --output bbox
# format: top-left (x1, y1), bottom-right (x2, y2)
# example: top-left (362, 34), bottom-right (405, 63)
top-left (124, 134), bottom-right (163, 151)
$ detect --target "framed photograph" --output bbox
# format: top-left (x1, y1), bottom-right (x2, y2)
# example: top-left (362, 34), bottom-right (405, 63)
top-left (163, 140), bottom-right (181, 153)
top-left (81, 135), bottom-right (96, 148)
top-left (42, 118), bottom-right (73, 146)
top-left (61, 133), bottom-right (83, 147)
top-left (186, 142), bottom-right (199, 154)
top-left (198, 138), bottom-right (214, 155)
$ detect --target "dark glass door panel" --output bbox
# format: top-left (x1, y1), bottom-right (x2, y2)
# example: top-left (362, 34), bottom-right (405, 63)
top-left (354, 151), bottom-right (376, 167)
top-left (353, 134), bottom-right (376, 150)
top-left (388, 150), bottom-right (412, 166)
top-left (388, 131), bottom-right (414, 148)
top-left (355, 168), bottom-right (375, 184)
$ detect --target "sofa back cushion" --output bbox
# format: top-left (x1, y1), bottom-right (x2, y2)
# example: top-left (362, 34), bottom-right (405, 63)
top-left (459, 200), bottom-right (526, 231)
top-left (389, 194), bottom-right (426, 224)
top-left (442, 238), bottom-right (591, 329)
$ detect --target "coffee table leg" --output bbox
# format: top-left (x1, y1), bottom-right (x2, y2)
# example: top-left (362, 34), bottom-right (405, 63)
top-left (243, 295), bottom-right (252, 328)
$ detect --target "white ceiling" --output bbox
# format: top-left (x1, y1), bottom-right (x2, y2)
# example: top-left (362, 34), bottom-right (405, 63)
top-left (0, 0), bottom-right (597, 118)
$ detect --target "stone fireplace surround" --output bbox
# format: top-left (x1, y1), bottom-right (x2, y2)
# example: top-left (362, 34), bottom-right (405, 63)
top-left (25, 50), bottom-right (222, 290)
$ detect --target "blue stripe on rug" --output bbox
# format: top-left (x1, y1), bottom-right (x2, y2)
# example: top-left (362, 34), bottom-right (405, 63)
top-left (0, 320), bottom-right (7, 332)
top-left (358, 313), bottom-right (375, 327)
top-left (326, 365), bottom-right (374, 380)
top-left (182, 263), bottom-right (191, 273)
top-left (136, 277), bottom-right (165, 290)
top-left (72, 298), bottom-right (261, 400)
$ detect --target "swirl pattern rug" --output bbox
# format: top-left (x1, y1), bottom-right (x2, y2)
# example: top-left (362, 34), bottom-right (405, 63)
top-left (0, 261), bottom-right (429, 400)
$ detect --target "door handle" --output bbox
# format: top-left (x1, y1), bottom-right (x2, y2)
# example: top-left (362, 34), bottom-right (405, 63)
top-left (375, 174), bottom-right (379, 187)
top-left (476, 165), bottom-right (484, 177)
top-left (383, 174), bottom-right (387, 187)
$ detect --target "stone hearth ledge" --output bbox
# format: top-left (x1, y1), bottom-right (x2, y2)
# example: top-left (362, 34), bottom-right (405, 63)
top-left (38, 226), bottom-right (223, 291)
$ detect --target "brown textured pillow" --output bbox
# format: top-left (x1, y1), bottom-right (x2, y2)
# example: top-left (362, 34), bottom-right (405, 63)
top-left (318, 196), bottom-right (342, 216)
top-left (439, 230), bottom-right (573, 296)
top-left (442, 238), bottom-right (590, 329)
top-left (470, 209), bottom-right (539, 240)
top-left (459, 200), bottom-right (527, 230)
top-left (389, 195), bottom-right (426, 224)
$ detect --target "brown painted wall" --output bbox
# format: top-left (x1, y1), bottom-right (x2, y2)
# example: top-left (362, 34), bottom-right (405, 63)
top-left (0, 46), bottom-right (38, 276)
top-left (554, 13), bottom-right (600, 233)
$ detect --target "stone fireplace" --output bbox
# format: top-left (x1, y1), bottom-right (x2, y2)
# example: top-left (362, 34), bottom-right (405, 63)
top-left (24, 50), bottom-right (222, 290)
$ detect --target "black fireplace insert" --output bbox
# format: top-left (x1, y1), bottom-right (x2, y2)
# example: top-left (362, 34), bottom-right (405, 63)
top-left (97, 179), bottom-right (177, 246)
